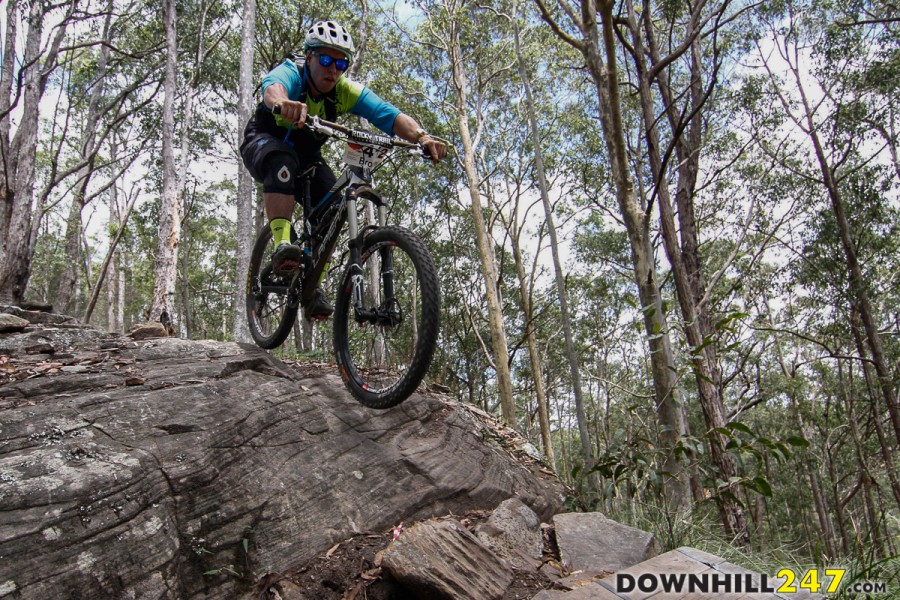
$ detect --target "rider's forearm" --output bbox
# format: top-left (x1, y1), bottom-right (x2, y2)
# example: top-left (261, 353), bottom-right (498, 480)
top-left (393, 113), bottom-right (428, 143)
top-left (263, 84), bottom-right (290, 111)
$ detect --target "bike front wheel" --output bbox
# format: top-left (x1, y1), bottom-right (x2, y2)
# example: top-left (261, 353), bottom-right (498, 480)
top-left (333, 226), bottom-right (440, 409)
top-left (246, 226), bottom-right (299, 349)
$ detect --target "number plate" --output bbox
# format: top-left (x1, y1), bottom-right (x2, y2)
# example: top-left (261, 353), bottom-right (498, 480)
top-left (343, 142), bottom-right (391, 171)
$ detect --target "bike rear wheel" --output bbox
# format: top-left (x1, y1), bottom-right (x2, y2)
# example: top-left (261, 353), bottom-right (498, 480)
top-left (333, 226), bottom-right (440, 408)
top-left (246, 226), bottom-right (299, 349)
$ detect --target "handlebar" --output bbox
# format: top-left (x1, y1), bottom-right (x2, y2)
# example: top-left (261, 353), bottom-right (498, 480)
top-left (272, 104), bottom-right (421, 151)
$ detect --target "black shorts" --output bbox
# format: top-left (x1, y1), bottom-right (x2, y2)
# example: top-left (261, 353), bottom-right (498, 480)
top-left (240, 113), bottom-right (337, 206)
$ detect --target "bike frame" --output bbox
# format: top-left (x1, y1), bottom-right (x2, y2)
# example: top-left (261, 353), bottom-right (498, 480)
top-left (301, 165), bottom-right (387, 317)
top-left (262, 118), bottom-right (416, 324)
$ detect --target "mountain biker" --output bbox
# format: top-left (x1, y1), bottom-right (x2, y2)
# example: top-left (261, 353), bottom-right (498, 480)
top-left (240, 20), bottom-right (447, 320)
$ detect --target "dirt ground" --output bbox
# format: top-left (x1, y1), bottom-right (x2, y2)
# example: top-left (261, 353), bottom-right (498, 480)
top-left (253, 514), bottom-right (567, 600)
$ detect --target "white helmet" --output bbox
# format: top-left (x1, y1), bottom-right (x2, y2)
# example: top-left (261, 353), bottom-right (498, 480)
top-left (304, 20), bottom-right (355, 59)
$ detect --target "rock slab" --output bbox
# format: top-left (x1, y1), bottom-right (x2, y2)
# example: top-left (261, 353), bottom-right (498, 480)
top-left (0, 329), bottom-right (566, 600)
top-left (381, 518), bottom-right (514, 600)
top-left (554, 512), bottom-right (658, 573)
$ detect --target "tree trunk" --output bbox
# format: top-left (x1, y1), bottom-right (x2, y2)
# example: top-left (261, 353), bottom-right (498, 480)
top-left (503, 182), bottom-right (555, 465)
top-left (84, 193), bottom-right (138, 325)
top-left (560, 0), bottom-right (693, 521)
top-left (816, 146), bottom-right (899, 446)
top-left (0, 0), bottom-right (19, 262)
top-left (787, 39), bottom-right (900, 449)
top-left (149, 0), bottom-right (182, 322)
top-left (180, 203), bottom-right (193, 338)
top-left (233, 0), bottom-right (257, 343)
top-left (624, 0), bottom-right (737, 530)
top-left (510, 5), bottom-right (579, 471)
top-left (56, 3), bottom-right (114, 315)
top-left (849, 309), bottom-right (900, 511)
top-left (446, 6), bottom-right (516, 426)
top-left (0, 0), bottom-right (43, 303)
top-left (807, 464), bottom-right (837, 558)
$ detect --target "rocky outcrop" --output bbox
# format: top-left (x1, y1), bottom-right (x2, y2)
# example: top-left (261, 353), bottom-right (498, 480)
top-left (0, 308), bottom-right (566, 599)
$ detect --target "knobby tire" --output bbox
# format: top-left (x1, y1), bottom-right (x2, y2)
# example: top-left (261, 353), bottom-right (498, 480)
top-left (246, 226), bottom-right (298, 349)
top-left (333, 226), bottom-right (440, 409)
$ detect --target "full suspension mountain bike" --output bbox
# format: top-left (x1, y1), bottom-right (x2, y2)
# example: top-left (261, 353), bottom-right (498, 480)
top-left (245, 115), bottom-right (440, 409)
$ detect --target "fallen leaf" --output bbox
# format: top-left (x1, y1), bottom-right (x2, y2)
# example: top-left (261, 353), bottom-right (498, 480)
top-left (341, 581), bottom-right (365, 600)
top-left (324, 543), bottom-right (340, 558)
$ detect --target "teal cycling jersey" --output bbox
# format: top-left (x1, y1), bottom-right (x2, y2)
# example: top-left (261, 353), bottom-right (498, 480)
top-left (261, 59), bottom-right (400, 136)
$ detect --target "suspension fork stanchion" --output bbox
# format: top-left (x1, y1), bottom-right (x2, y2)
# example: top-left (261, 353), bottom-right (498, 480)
top-left (375, 204), bottom-right (397, 302)
top-left (345, 191), bottom-right (367, 315)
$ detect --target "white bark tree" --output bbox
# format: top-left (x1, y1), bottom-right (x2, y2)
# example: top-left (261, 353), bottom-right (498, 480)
top-left (0, 0), bottom-right (76, 303)
top-left (440, 0), bottom-right (517, 425)
top-left (536, 0), bottom-right (698, 521)
top-left (56, 0), bottom-right (115, 314)
top-left (232, 0), bottom-right (257, 343)
top-left (148, 0), bottom-right (181, 322)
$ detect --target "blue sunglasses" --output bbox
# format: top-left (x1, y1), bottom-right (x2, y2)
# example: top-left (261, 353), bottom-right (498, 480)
top-left (313, 51), bottom-right (349, 72)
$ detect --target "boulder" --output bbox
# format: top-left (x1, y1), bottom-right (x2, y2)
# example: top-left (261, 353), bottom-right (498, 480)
top-left (0, 328), bottom-right (565, 599)
top-left (0, 305), bottom-right (104, 356)
top-left (0, 314), bottom-right (29, 333)
top-left (553, 512), bottom-right (658, 573)
top-left (474, 497), bottom-right (543, 569)
top-left (128, 321), bottom-right (169, 340)
top-left (381, 518), bottom-right (514, 600)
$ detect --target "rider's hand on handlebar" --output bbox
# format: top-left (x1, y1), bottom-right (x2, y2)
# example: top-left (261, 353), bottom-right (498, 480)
top-left (419, 135), bottom-right (447, 164)
top-left (273, 100), bottom-right (308, 127)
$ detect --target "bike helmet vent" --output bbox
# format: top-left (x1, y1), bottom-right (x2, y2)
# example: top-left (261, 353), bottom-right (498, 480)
top-left (304, 20), bottom-right (355, 58)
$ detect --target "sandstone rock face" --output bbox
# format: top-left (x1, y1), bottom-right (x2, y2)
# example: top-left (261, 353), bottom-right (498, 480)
top-left (553, 512), bottom-right (659, 573)
top-left (381, 518), bottom-right (514, 600)
top-left (0, 325), bottom-right (566, 599)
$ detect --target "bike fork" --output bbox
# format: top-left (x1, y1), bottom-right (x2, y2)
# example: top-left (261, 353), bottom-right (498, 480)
top-left (346, 198), bottom-right (396, 325)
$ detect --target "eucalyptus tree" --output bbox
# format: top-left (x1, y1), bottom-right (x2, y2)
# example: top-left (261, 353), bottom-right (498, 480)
top-left (149, 0), bottom-right (235, 323)
top-left (496, 135), bottom-right (556, 463)
top-left (55, 0), bottom-right (116, 315)
top-left (511, 2), bottom-right (592, 474)
top-left (233, 0), bottom-right (257, 343)
top-left (614, 0), bottom-right (783, 533)
top-left (1, 0), bottom-right (82, 302)
top-left (401, 0), bottom-right (518, 425)
top-left (147, 0), bottom-right (181, 321)
top-left (752, 0), bottom-right (899, 468)
top-left (534, 0), bottom-right (704, 526)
